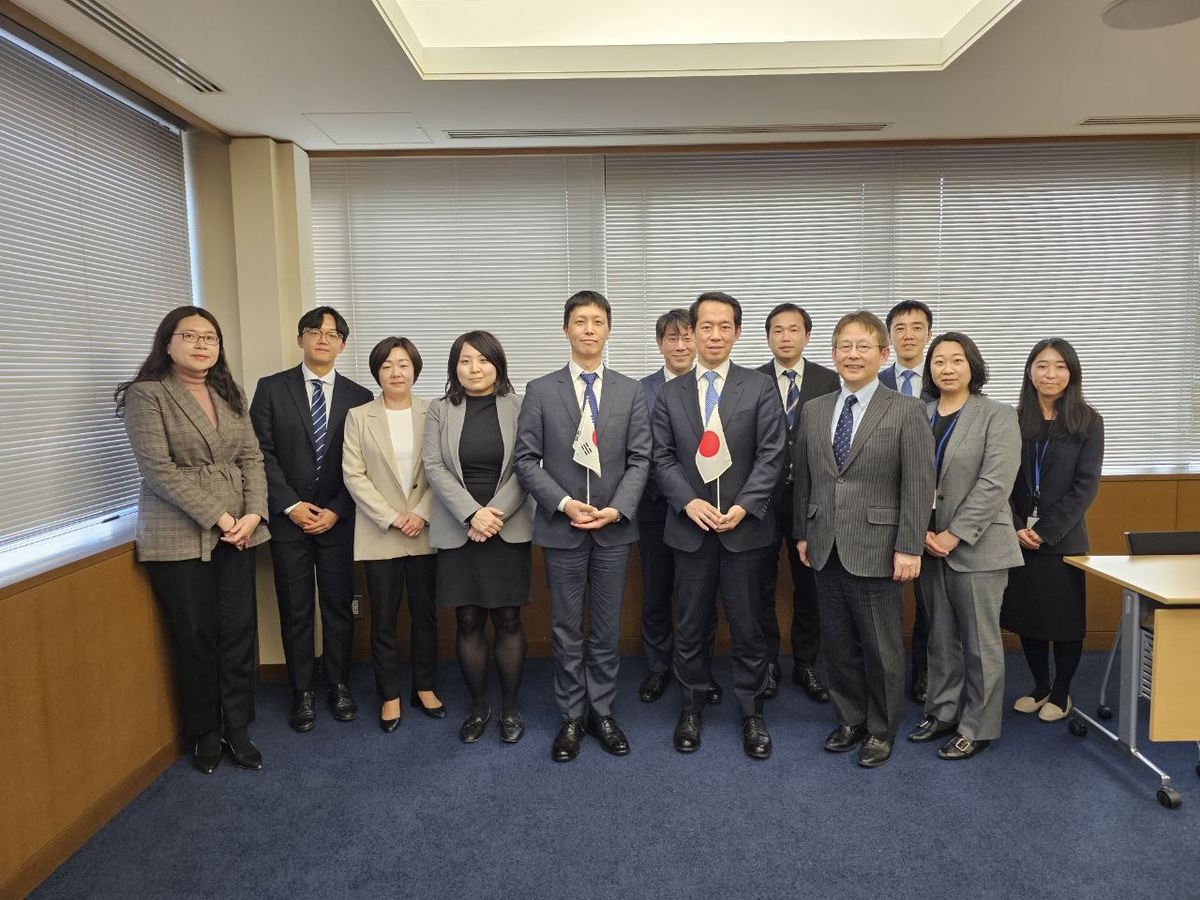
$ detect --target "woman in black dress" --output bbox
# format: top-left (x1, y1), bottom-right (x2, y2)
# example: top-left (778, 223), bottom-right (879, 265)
top-left (422, 332), bottom-right (533, 743)
top-left (1000, 338), bottom-right (1103, 723)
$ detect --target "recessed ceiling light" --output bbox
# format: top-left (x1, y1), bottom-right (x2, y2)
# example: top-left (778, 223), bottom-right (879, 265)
top-left (1102, 0), bottom-right (1200, 29)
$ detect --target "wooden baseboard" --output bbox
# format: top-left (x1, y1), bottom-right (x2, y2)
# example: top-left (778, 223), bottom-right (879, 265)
top-left (1, 737), bottom-right (181, 900)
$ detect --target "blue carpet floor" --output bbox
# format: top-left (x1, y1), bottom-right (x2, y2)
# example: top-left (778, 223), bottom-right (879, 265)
top-left (30, 652), bottom-right (1200, 900)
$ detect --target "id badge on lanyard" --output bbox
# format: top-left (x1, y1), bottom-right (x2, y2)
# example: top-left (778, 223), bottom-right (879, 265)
top-left (1027, 439), bottom-right (1049, 530)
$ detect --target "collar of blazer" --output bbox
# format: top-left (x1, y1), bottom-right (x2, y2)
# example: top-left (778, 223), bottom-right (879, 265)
top-left (925, 393), bottom-right (982, 478)
top-left (162, 371), bottom-right (222, 456)
top-left (832, 385), bottom-right (897, 474)
top-left (680, 362), bottom-right (748, 441)
top-left (363, 394), bottom-right (427, 494)
top-left (553, 365), bottom-right (620, 437)
top-left (439, 392), bottom-right (518, 483)
top-left (285, 365), bottom-right (357, 449)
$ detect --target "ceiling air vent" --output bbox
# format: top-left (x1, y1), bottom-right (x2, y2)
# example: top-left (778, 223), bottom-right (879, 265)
top-left (62, 0), bottom-right (222, 93)
top-left (1078, 114), bottom-right (1200, 126)
top-left (445, 123), bottom-right (890, 140)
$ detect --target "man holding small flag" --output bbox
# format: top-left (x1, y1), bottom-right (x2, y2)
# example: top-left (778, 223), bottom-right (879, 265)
top-left (651, 291), bottom-right (786, 759)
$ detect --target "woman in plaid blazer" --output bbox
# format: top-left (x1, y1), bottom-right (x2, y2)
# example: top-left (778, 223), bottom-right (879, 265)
top-left (116, 306), bottom-right (270, 775)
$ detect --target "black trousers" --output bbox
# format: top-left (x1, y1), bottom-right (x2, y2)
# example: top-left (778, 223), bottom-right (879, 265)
top-left (762, 484), bottom-right (822, 667)
top-left (145, 543), bottom-right (257, 737)
top-left (911, 577), bottom-right (930, 674)
top-left (269, 536), bottom-right (356, 691)
top-left (673, 534), bottom-right (772, 719)
top-left (638, 518), bottom-right (717, 674)
top-left (364, 555), bottom-right (438, 700)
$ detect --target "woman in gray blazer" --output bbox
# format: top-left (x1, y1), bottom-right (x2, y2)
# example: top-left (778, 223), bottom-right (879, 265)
top-left (422, 331), bottom-right (533, 744)
top-left (342, 337), bottom-right (441, 732)
top-left (116, 306), bottom-right (270, 775)
top-left (906, 332), bottom-right (1022, 760)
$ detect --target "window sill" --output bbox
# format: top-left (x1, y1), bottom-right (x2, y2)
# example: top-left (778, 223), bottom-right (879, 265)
top-left (0, 515), bottom-right (138, 597)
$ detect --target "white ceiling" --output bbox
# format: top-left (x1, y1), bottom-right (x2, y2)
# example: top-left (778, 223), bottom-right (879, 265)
top-left (9, 0), bottom-right (1200, 150)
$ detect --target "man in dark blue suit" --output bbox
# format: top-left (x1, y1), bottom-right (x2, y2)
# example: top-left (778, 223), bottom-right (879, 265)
top-left (878, 300), bottom-right (935, 703)
top-left (755, 303), bottom-right (840, 703)
top-left (250, 307), bottom-right (373, 731)
top-left (652, 292), bottom-right (785, 759)
top-left (515, 290), bottom-right (651, 762)
top-left (636, 309), bottom-right (720, 706)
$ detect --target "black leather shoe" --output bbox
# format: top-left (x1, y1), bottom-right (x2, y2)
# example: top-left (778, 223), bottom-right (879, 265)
top-left (639, 670), bottom-right (671, 702)
top-left (907, 715), bottom-right (958, 743)
top-left (328, 684), bottom-right (357, 722)
top-left (793, 665), bottom-right (831, 702)
top-left (938, 734), bottom-right (990, 760)
top-left (910, 669), bottom-right (928, 704)
top-left (192, 730), bottom-right (222, 775)
top-left (706, 683), bottom-right (723, 705)
top-left (763, 663), bottom-right (781, 699)
top-left (824, 723), bottom-right (867, 753)
top-left (552, 718), bottom-right (585, 762)
top-left (222, 728), bottom-right (262, 770)
top-left (289, 690), bottom-right (316, 733)
top-left (742, 715), bottom-right (772, 760)
top-left (410, 689), bottom-right (447, 719)
top-left (499, 712), bottom-right (525, 744)
top-left (858, 736), bottom-right (894, 768)
top-left (673, 710), bottom-right (702, 753)
top-left (586, 715), bottom-right (631, 756)
top-left (459, 709), bottom-right (491, 743)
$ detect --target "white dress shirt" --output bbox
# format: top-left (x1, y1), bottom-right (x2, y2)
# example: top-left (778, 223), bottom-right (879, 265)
top-left (890, 362), bottom-right (923, 398)
top-left (773, 358), bottom-right (804, 409)
top-left (830, 377), bottom-right (882, 444)
top-left (695, 359), bottom-right (732, 424)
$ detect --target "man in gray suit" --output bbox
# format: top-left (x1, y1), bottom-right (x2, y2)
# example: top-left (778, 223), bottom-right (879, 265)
top-left (514, 290), bottom-right (651, 762)
top-left (793, 310), bottom-right (935, 768)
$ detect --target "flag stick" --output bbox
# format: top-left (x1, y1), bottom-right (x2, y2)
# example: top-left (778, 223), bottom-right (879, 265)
top-left (586, 470), bottom-right (591, 507)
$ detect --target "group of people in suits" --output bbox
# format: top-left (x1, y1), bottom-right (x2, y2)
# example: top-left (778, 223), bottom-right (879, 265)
top-left (117, 291), bottom-right (1103, 774)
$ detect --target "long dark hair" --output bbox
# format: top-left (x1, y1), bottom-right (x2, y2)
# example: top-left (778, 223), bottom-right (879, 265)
top-left (444, 331), bottom-right (513, 405)
top-left (114, 306), bottom-right (246, 416)
top-left (922, 331), bottom-right (989, 398)
top-left (1016, 337), bottom-right (1097, 441)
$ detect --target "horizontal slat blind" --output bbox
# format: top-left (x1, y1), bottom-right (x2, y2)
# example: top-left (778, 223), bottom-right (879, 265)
top-left (0, 33), bottom-right (192, 548)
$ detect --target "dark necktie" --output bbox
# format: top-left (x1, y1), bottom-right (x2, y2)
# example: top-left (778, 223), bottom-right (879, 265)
top-left (900, 370), bottom-right (916, 396)
top-left (310, 378), bottom-right (328, 472)
top-left (580, 372), bottom-right (599, 425)
top-left (784, 369), bottom-right (800, 427)
top-left (833, 395), bottom-right (858, 470)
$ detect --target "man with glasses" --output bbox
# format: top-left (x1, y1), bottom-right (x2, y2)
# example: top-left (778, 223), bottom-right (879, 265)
top-left (792, 311), bottom-right (934, 768)
top-left (250, 307), bottom-right (373, 732)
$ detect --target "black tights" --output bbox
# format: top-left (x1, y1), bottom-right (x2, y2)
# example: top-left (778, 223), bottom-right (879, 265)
top-left (1020, 636), bottom-right (1083, 708)
top-left (456, 605), bottom-right (527, 716)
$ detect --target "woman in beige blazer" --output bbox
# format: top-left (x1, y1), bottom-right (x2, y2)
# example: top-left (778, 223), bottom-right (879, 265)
top-left (342, 337), bottom-right (441, 732)
top-left (116, 306), bottom-right (269, 775)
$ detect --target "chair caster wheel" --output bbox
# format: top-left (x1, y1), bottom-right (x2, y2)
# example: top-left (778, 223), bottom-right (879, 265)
top-left (1096, 705), bottom-right (1113, 720)
top-left (1068, 719), bottom-right (1087, 737)
top-left (1157, 788), bottom-right (1182, 809)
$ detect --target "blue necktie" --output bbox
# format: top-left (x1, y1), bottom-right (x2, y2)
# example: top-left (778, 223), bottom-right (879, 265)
top-left (784, 369), bottom-right (800, 427)
top-left (310, 378), bottom-right (328, 473)
top-left (833, 395), bottom-right (858, 470)
top-left (580, 372), bottom-right (599, 425)
top-left (900, 370), bottom-right (916, 396)
top-left (703, 371), bottom-right (720, 425)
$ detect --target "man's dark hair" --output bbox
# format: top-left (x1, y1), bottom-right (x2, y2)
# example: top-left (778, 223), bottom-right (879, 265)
top-left (563, 290), bottom-right (611, 327)
top-left (655, 308), bottom-right (690, 342)
top-left (298, 306), bottom-right (350, 340)
top-left (765, 302), bottom-right (812, 335)
top-left (689, 291), bottom-right (742, 329)
top-left (884, 300), bottom-right (933, 333)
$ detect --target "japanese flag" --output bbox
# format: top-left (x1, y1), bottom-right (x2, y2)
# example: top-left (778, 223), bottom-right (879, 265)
top-left (695, 406), bottom-right (732, 483)
top-left (573, 401), bottom-right (601, 477)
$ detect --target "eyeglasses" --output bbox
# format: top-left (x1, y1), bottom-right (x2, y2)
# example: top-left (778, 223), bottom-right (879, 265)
top-left (834, 342), bottom-right (882, 354)
top-left (174, 331), bottom-right (220, 346)
top-left (303, 328), bottom-right (344, 342)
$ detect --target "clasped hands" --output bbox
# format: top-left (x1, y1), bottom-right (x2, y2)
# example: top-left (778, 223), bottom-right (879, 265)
top-left (1015, 527), bottom-right (1043, 551)
top-left (468, 506), bottom-right (506, 542)
top-left (218, 512), bottom-right (262, 550)
top-left (564, 498), bottom-right (620, 530)
top-left (288, 501), bottom-right (340, 536)
top-left (685, 499), bottom-right (747, 533)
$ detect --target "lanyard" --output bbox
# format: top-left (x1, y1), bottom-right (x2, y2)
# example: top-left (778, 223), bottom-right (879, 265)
top-left (930, 409), bottom-right (960, 475)
top-left (1032, 439), bottom-right (1050, 507)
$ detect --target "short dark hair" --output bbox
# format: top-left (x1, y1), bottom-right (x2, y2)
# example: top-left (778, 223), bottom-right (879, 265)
top-left (923, 331), bottom-right (989, 398)
top-left (655, 308), bottom-right (690, 343)
top-left (444, 330), bottom-right (514, 405)
top-left (1017, 337), bottom-right (1098, 441)
top-left (885, 300), bottom-right (933, 332)
top-left (831, 310), bottom-right (888, 347)
top-left (368, 336), bottom-right (422, 386)
top-left (298, 306), bottom-right (350, 340)
top-left (689, 291), bottom-right (742, 329)
top-left (563, 290), bottom-right (611, 327)
top-left (765, 303), bottom-right (812, 335)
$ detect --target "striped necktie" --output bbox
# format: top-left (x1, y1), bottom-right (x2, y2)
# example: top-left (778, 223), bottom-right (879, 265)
top-left (784, 369), bottom-right (800, 427)
top-left (310, 378), bottom-right (328, 472)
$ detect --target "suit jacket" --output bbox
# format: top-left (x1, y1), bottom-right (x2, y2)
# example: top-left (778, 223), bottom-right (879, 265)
top-left (879, 362), bottom-right (935, 402)
top-left (342, 395), bottom-right (434, 560)
top-left (926, 395), bottom-right (1023, 573)
top-left (1008, 414), bottom-right (1104, 555)
top-left (651, 363), bottom-right (786, 553)
top-left (250, 365), bottom-right (373, 545)
top-left (637, 367), bottom-right (671, 524)
top-left (422, 392), bottom-right (533, 550)
top-left (514, 365), bottom-right (651, 549)
top-left (756, 357), bottom-right (841, 534)
top-left (793, 384), bottom-right (935, 578)
top-left (123, 374), bottom-right (270, 562)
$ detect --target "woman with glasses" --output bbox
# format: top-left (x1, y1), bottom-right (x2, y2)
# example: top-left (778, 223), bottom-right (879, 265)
top-left (422, 331), bottom-right (532, 744)
top-left (115, 306), bottom-right (269, 775)
top-left (905, 333), bottom-right (1021, 760)
top-left (1001, 338), bottom-right (1104, 723)
top-left (342, 337), bottom-right (443, 732)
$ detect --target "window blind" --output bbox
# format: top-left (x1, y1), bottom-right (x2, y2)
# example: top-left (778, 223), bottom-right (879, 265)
top-left (0, 31), bottom-right (192, 549)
